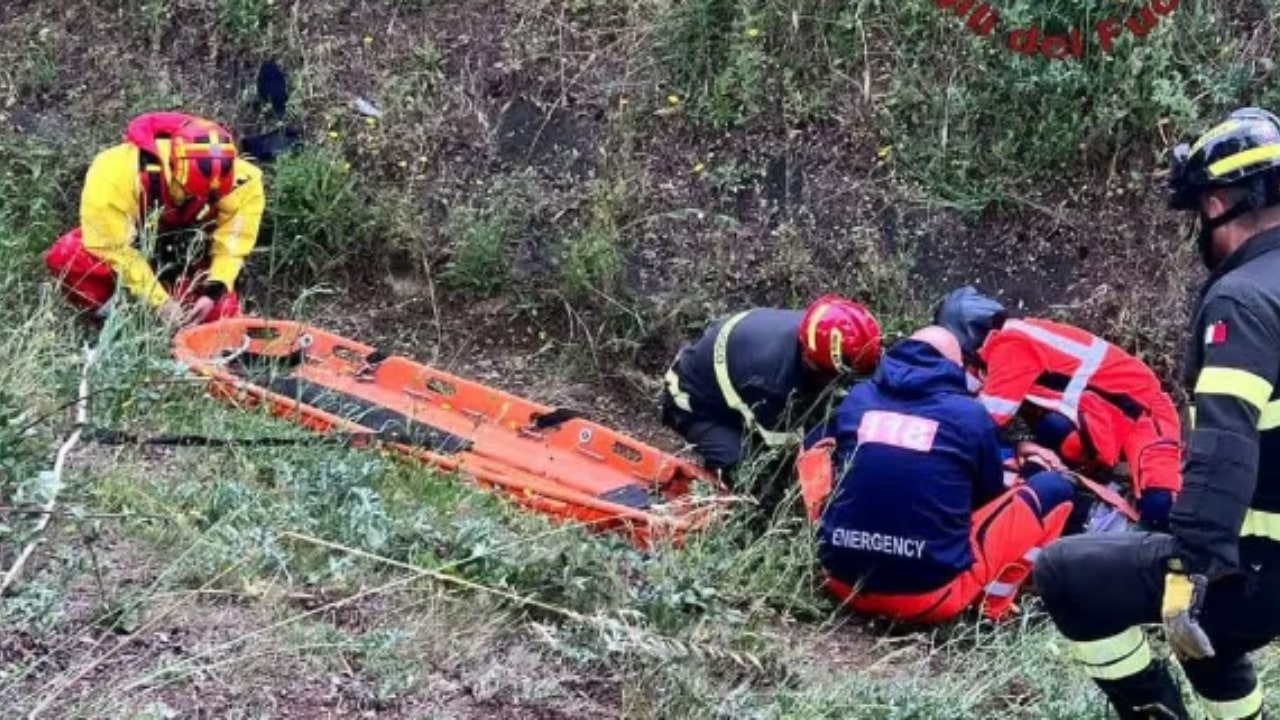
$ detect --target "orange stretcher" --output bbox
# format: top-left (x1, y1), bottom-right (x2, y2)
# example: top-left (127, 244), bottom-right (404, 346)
top-left (172, 318), bottom-right (729, 550)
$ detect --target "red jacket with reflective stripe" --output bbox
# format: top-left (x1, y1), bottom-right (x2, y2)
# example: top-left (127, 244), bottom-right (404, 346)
top-left (975, 318), bottom-right (1172, 468)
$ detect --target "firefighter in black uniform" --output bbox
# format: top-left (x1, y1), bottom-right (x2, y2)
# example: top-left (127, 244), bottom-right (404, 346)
top-left (660, 294), bottom-right (882, 502)
top-left (1033, 106), bottom-right (1280, 719)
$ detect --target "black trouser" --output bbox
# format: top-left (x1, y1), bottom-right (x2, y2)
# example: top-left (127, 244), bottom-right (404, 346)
top-left (1033, 532), bottom-right (1280, 719)
top-left (659, 391), bottom-right (795, 516)
top-left (659, 391), bottom-right (747, 474)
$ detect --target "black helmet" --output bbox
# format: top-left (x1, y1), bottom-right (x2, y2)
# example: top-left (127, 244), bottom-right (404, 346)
top-left (1169, 107), bottom-right (1280, 211)
top-left (932, 285), bottom-right (1007, 363)
top-left (1169, 108), bottom-right (1280, 267)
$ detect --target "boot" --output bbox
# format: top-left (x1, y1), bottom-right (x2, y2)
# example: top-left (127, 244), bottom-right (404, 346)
top-left (1095, 659), bottom-right (1191, 720)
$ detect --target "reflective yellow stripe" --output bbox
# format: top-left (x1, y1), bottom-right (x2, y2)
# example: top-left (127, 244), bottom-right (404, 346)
top-left (1240, 508), bottom-right (1280, 541)
top-left (828, 328), bottom-right (845, 372)
top-left (1199, 685), bottom-right (1263, 719)
top-left (1195, 367), bottom-right (1275, 412)
top-left (1209, 145), bottom-right (1280, 179)
top-left (1260, 401), bottom-right (1280, 430)
top-left (806, 304), bottom-right (830, 353)
top-left (1191, 119), bottom-right (1243, 157)
top-left (713, 312), bottom-right (803, 448)
top-left (664, 369), bottom-right (692, 413)
top-left (1069, 627), bottom-right (1152, 681)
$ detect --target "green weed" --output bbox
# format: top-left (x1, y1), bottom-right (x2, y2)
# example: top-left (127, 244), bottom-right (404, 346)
top-left (136, 0), bottom-right (174, 52)
top-left (439, 204), bottom-right (516, 299)
top-left (558, 178), bottom-right (634, 303)
top-left (258, 146), bottom-right (373, 284)
top-left (658, 0), bottom-right (860, 130)
top-left (0, 135), bottom-right (81, 269)
top-left (126, 74), bottom-right (186, 116)
top-left (217, 0), bottom-right (273, 48)
top-left (659, 0), bottom-right (1274, 208)
top-left (413, 39), bottom-right (444, 75)
top-left (15, 36), bottom-right (59, 101)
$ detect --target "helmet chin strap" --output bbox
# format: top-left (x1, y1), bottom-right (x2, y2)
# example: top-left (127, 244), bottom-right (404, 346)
top-left (1198, 198), bottom-right (1258, 270)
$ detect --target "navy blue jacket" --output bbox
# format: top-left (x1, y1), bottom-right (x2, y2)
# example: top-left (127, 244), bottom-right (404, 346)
top-left (671, 308), bottom-right (818, 430)
top-left (808, 339), bottom-right (1008, 595)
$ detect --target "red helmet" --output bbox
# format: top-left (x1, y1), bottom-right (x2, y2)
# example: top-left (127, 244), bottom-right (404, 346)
top-left (798, 294), bottom-right (882, 376)
top-left (169, 117), bottom-right (238, 203)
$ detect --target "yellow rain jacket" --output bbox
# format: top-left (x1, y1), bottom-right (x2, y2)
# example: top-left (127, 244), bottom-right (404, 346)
top-left (79, 113), bottom-right (265, 308)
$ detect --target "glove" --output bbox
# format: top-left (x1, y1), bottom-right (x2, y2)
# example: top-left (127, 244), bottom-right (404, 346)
top-left (1161, 558), bottom-right (1215, 660)
top-left (1137, 489), bottom-right (1174, 532)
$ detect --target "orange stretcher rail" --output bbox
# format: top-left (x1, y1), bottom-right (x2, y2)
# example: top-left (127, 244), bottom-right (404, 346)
top-left (172, 318), bottom-right (731, 550)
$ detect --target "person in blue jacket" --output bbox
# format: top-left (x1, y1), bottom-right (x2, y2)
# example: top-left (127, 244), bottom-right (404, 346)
top-left (795, 324), bottom-right (1078, 624)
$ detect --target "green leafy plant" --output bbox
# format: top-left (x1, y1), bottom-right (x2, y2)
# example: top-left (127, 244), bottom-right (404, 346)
top-left (439, 205), bottom-right (515, 298)
top-left (260, 146), bottom-right (375, 283)
top-left (217, 0), bottom-right (272, 47)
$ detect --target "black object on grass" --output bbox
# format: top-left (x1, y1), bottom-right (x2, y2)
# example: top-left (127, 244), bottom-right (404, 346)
top-left (257, 60), bottom-right (289, 119)
top-left (241, 127), bottom-right (303, 163)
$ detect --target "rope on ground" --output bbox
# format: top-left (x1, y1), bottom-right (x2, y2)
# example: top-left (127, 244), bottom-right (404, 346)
top-left (1, 343), bottom-right (97, 596)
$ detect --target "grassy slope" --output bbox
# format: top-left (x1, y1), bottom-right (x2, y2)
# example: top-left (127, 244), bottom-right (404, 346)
top-left (4, 0), bottom-right (1280, 717)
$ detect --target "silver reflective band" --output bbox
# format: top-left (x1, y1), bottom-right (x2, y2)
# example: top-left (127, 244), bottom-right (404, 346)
top-left (1003, 320), bottom-right (1110, 422)
top-left (981, 395), bottom-right (1022, 416)
top-left (984, 581), bottom-right (1017, 597)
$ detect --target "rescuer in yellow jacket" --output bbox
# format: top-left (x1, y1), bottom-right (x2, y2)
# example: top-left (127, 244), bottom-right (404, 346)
top-left (44, 112), bottom-right (265, 328)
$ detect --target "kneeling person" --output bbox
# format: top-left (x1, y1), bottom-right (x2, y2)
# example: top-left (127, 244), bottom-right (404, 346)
top-left (660, 294), bottom-right (881, 496)
top-left (807, 325), bottom-right (1076, 624)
